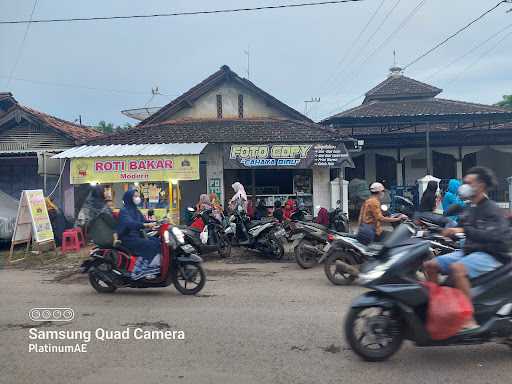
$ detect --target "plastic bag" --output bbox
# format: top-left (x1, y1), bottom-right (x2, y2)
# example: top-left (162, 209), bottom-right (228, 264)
top-left (200, 226), bottom-right (208, 245)
top-left (424, 282), bottom-right (474, 340)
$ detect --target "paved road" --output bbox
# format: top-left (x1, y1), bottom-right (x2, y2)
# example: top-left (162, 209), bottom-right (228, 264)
top-left (0, 260), bottom-right (510, 384)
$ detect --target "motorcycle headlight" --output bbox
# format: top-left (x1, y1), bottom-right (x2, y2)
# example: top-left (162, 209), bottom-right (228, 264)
top-left (357, 251), bottom-right (406, 285)
top-left (171, 227), bottom-right (185, 244)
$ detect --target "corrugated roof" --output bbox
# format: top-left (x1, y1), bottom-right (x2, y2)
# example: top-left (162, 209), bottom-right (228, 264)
top-left (52, 143), bottom-right (208, 159)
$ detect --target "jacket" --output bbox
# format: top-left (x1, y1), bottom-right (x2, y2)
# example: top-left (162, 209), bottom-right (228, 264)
top-left (460, 198), bottom-right (511, 263)
top-left (442, 179), bottom-right (464, 220)
top-left (117, 189), bottom-right (145, 241)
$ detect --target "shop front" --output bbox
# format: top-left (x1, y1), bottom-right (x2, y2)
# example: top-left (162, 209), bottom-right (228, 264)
top-left (54, 143), bottom-right (206, 223)
top-left (221, 143), bottom-right (352, 212)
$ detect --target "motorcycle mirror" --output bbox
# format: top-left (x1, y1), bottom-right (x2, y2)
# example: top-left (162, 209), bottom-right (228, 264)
top-left (381, 204), bottom-right (389, 212)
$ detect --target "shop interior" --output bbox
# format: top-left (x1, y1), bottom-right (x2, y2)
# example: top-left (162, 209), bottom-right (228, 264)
top-left (224, 169), bottom-right (313, 209)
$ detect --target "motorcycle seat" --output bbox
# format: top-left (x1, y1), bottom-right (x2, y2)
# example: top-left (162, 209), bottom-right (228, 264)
top-left (248, 218), bottom-right (274, 228)
top-left (470, 260), bottom-right (512, 287)
top-left (178, 225), bottom-right (201, 234)
top-left (302, 222), bottom-right (328, 231)
top-left (98, 243), bottom-right (133, 255)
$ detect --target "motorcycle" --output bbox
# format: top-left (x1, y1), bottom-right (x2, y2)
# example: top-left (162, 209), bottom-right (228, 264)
top-left (323, 216), bottom-right (458, 286)
top-left (180, 207), bottom-right (232, 258)
top-left (80, 222), bottom-right (206, 295)
top-left (344, 224), bottom-right (512, 361)
top-left (329, 201), bottom-right (350, 233)
top-left (229, 205), bottom-right (286, 259)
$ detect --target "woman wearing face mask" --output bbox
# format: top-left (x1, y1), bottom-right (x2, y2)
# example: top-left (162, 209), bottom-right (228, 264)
top-left (117, 189), bottom-right (160, 278)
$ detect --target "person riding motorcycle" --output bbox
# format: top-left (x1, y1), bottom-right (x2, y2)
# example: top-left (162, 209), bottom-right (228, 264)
top-left (357, 182), bottom-right (406, 245)
top-left (424, 167), bottom-right (511, 330)
top-left (443, 179), bottom-right (465, 222)
top-left (117, 189), bottom-right (160, 279)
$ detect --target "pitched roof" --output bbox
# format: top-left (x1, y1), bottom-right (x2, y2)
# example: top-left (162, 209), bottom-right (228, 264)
top-left (88, 118), bottom-right (344, 145)
top-left (140, 65), bottom-right (312, 125)
top-left (330, 98), bottom-right (511, 119)
top-left (364, 72), bottom-right (442, 103)
top-left (0, 93), bottom-right (103, 142)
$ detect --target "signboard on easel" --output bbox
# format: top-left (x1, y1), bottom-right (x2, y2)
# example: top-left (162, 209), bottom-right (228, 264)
top-left (9, 190), bottom-right (57, 263)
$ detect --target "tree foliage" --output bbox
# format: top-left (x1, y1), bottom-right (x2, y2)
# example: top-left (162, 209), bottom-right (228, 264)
top-left (495, 95), bottom-right (512, 109)
top-left (96, 121), bottom-right (132, 133)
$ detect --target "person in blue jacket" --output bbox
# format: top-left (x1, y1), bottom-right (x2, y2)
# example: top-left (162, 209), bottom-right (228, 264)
top-left (117, 189), bottom-right (160, 277)
top-left (442, 179), bottom-right (464, 221)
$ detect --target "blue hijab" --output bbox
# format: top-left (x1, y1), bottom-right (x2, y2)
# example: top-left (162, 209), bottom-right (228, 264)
top-left (117, 189), bottom-right (145, 237)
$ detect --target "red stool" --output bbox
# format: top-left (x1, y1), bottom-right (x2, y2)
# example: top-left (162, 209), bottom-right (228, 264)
top-left (61, 230), bottom-right (81, 254)
top-left (70, 227), bottom-right (86, 248)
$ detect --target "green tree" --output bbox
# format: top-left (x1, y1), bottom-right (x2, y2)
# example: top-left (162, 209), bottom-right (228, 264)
top-left (495, 95), bottom-right (512, 109)
top-left (96, 121), bottom-right (133, 134)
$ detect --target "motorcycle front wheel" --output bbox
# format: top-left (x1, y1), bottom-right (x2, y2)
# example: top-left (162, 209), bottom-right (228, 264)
top-left (344, 306), bottom-right (404, 362)
top-left (171, 263), bottom-right (206, 295)
top-left (265, 232), bottom-right (284, 260)
top-left (218, 233), bottom-right (232, 258)
top-left (294, 239), bottom-right (319, 269)
top-left (324, 252), bottom-right (357, 285)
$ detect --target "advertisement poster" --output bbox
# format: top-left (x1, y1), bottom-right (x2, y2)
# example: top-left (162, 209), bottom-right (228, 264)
top-left (224, 143), bottom-right (351, 169)
top-left (25, 190), bottom-right (54, 243)
top-left (70, 155), bottom-right (200, 184)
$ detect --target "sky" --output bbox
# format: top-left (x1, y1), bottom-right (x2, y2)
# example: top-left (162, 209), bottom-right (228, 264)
top-left (1, 0), bottom-right (511, 126)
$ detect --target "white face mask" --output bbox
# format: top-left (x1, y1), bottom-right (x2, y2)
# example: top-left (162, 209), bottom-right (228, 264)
top-left (458, 184), bottom-right (475, 200)
top-left (133, 196), bottom-right (142, 205)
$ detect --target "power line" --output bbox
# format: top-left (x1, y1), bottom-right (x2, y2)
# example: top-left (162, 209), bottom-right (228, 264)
top-left (0, 75), bottom-right (176, 97)
top-left (316, 0), bottom-right (386, 94)
top-left (403, 0), bottom-right (512, 69)
top-left (0, 0), bottom-right (368, 25)
top-left (443, 28), bottom-right (512, 88)
top-left (423, 21), bottom-right (512, 82)
top-left (5, 0), bottom-right (38, 88)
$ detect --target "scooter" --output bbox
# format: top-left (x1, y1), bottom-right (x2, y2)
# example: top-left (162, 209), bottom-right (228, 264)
top-left (344, 224), bottom-right (512, 361)
top-left (180, 207), bottom-right (232, 258)
top-left (229, 205), bottom-right (286, 259)
top-left (80, 222), bottom-right (206, 295)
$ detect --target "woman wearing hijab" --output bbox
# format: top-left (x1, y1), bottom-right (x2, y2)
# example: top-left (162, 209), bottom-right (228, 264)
top-left (45, 197), bottom-right (71, 246)
top-left (419, 180), bottom-right (439, 212)
top-left (442, 179), bottom-right (465, 222)
top-left (229, 182), bottom-right (248, 211)
top-left (196, 194), bottom-right (212, 212)
top-left (117, 189), bottom-right (160, 278)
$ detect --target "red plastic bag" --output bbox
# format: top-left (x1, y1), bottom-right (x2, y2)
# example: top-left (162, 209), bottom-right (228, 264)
top-left (424, 282), bottom-right (474, 340)
top-left (190, 217), bottom-right (205, 231)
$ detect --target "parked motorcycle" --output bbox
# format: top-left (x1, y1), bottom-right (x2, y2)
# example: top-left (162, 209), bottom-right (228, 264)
top-left (80, 222), bottom-right (206, 295)
top-left (179, 207), bottom-right (232, 258)
top-left (329, 201), bottom-right (350, 233)
top-left (229, 205), bottom-right (286, 259)
top-left (344, 224), bottom-right (512, 361)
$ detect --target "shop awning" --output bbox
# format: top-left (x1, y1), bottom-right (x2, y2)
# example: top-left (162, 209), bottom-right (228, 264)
top-left (52, 143), bottom-right (207, 159)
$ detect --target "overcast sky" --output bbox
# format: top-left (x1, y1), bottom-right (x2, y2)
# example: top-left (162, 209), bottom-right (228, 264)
top-left (1, 0), bottom-right (511, 126)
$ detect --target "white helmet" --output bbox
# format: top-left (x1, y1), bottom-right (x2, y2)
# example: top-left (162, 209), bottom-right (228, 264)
top-left (369, 182), bottom-right (385, 193)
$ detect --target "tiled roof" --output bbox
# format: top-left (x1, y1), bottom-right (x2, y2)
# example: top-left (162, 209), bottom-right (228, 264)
top-left (0, 92), bottom-right (103, 142)
top-left (88, 118), bottom-right (344, 145)
top-left (20, 106), bottom-right (103, 141)
top-left (364, 73), bottom-right (442, 102)
top-left (329, 98), bottom-right (511, 119)
top-left (140, 65), bottom-right (312, 125)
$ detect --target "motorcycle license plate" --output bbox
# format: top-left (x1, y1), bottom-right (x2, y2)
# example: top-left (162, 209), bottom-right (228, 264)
top-left (274, 229), bottom-right (286, 238)
top-left (181, 244), bottom-right (196, 253)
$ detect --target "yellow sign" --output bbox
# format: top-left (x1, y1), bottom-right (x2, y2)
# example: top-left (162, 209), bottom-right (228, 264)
top-left (70, 155), bottom-right (200, 184)
top-left (26, 190), bottom-right (54, 242)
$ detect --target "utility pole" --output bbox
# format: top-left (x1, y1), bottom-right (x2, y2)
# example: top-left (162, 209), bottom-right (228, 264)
top-left (244, 45), bottom-right (250, 79)
top-left (304, 97), bottom-right (320, 116)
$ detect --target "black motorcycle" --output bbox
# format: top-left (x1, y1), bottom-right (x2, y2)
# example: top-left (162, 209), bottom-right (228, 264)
top-left (229, 205), bottom-right (285, 259)
top-left (344, 224), bottom-right (512, 361)
top-left (80, 222), bottom-right (206, 295)
top-left (180, 207), bottom-right (232, 258)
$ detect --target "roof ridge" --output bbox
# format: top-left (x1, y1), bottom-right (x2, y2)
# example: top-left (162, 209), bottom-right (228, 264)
top-left (434, 98), bottom-right (509, 112)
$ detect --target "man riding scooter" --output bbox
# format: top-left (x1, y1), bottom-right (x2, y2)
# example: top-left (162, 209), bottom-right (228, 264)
top-left (424, 166), bottom-right (511, 330)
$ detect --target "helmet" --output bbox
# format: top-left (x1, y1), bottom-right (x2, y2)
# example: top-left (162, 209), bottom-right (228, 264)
top-left (369, 182), bottom-right (385, 193)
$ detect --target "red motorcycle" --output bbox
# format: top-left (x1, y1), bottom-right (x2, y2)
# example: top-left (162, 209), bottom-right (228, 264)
top-left (80, 222), bottom-right (206, 295)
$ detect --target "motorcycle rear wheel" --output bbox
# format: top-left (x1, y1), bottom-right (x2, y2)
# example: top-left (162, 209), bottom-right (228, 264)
top-left (266, 232), bottom-right (284, 260)
top-left (324, 253), bottom-right (357, 285)
top-left (294, 239), bottom-right (319, 269)
top-left (218, 233), bottom-right (232, 258)
top-left (171, 263), bottom-right (206, 295)
top-left (345, 307), bottom-right (404, 362)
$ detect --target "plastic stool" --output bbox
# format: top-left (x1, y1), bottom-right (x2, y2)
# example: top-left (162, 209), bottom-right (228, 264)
top-left (70, 227), bottom-right (86, 248)
top-left (61, 230), bottom-right (81, 254)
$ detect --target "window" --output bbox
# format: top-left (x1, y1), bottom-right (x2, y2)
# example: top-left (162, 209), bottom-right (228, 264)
top-left (216, 94), bottom-right (222, 118)
top-left (238, 94), bottom-right (244, 118)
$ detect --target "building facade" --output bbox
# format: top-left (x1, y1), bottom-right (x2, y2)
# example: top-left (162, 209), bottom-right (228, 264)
top-left (323, 67), bottom-right (512, 206)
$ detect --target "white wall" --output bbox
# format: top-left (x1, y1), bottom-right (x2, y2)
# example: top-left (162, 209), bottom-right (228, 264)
top-left (171, 81), bottom-right (288, 120)
top-left (312, 167), bottom-right (330, 216)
